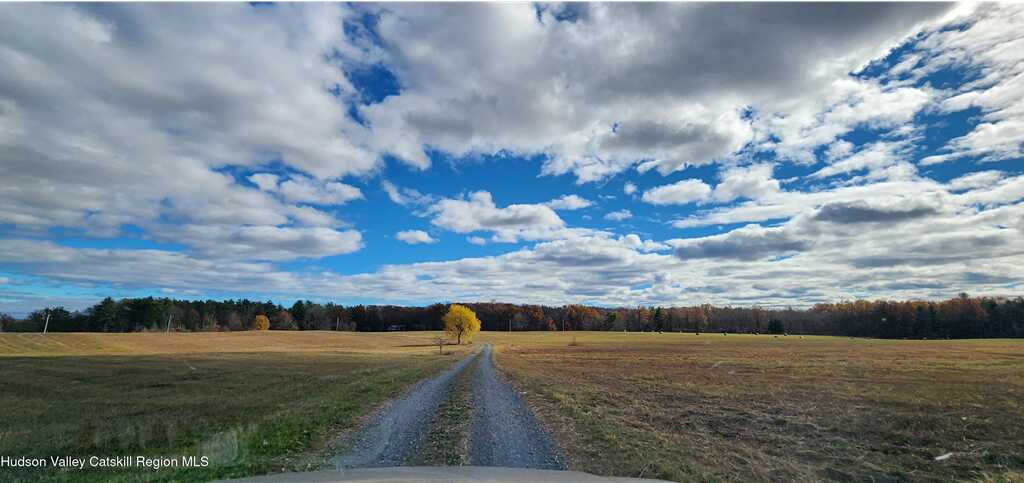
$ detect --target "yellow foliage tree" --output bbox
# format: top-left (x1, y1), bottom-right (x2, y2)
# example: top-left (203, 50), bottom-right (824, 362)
top-left (443, 304), bottom-right (480, 345)
top-left (253, 315), bottom-right (270, 331)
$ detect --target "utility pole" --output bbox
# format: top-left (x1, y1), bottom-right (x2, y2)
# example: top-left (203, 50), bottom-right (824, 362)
top-left (336, 316), bottom-right (340, 331)
top-left (42, 312), bottom-right (51, 334)
top-left (508, 316), bottom-right (511, 333)
top-left (165, 314), bottom-right (173, 334)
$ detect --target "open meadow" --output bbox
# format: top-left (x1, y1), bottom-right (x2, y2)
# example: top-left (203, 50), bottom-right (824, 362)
top-left (3, 330), bottom-right (1023, 483)
top-left (0, 331), bottom-right (471, 482)
top-left (484, 332), bottom-right (1024, 482)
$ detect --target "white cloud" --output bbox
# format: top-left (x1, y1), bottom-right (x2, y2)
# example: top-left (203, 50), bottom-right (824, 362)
top-left (811, 198), bottom-right (943, 224)
top-left (381, 180), bottom-right (436, 207)
top-left (396, 230), bottom-right (437, 244)
top-left (170, 225), bottom-right (363, 261)
top-left (618, 234), bottom-right (669, 253)
top-left (249, 173), bottom-right (280, 192)
top-left (672, 179), bottom-right (953, 229)
top-left (604, 209), bottom-right (633, 221)
top-left (954, 174), bottom-right (1024, 207)
top-left (754, 79), bottom-right (933, 165)
top-left (642, 179), bottom-right (712, 205)
top-left (251, 174), bottom-right (363, 205)
top-left (0, 239), bottom-right (301, 292)
top-left (921, 5), bottom-right (1024, 164)
top-left (674, 224), bottom-right (810, 261)
top-left (712, 164), bottom-right (780, 202)
top-left (356, 3), bottom-right (949, 182)
top-left (825, 140), bottom-right (855, 161)
top-left (278, 177), bottom-right (363, 205)
top-left (947, 170), bottom-right (1005, 192)
top-left (426, 191), bottom-right (568, 243)
top-left (5, 196), bottom-right (1021, 312)
top-left (544, 194), bottom-right (593, 211)
top-left (0, 3), bottom-right (370, 261)
top-left (811, 141), bottom-right (916, 180)
top-left (2, 2), bottom-right (1023, 315)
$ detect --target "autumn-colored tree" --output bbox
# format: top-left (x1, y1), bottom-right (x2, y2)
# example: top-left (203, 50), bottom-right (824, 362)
top-left (273, 310), bottom-right (297, 330)
top-left (253, 314), bottom-right (270, 331)
top-left (444, 304), bottom-right (481, 344)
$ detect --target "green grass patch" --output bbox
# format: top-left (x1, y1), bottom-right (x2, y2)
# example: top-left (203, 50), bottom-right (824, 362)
top-left (0, 350), bottom-right (455, 482)
top-left (411, 355), bottom-right (478, 467)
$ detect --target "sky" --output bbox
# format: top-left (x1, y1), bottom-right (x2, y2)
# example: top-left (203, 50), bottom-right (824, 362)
top-left (1, 2), bottom-right (1023, 316)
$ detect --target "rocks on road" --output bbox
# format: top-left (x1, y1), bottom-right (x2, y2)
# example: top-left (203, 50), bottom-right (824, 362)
top-left (329, 348), bottom-right (479, 468)
top-left (469, 344), bottom-right (565, 469)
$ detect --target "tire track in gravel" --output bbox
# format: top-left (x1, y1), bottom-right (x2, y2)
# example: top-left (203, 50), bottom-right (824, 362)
top-left (468, 344), bottom-right (565, 469)
top-left (329, 348), bottom-right (480, 469)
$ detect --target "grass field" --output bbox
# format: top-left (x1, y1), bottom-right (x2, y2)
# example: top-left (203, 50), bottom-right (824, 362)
top-left (485, 332), bottom-right (1024, 482)
top-left (0, 331), bottom-right (470, 482)
top-left (4, 331), bottom-right (1023, 483)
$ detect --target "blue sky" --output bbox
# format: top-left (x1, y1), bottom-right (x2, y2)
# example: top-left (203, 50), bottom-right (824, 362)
top-left (1, 3), bottom-right (1022, 316)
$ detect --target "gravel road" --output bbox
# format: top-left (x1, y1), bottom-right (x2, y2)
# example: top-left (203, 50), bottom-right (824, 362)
top-left (329, 349), bottom-right (479, 468)
top-left (469, 344), bottom-right (565, 469)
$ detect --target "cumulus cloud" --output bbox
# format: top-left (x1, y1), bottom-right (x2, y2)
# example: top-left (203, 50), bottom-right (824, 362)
top-left (954, 174), bottom-right (1024, 207)
top-left (396, 230), bottom-right (437, 244)
top-left (279, 178), bottom-right (362, 205)
top-left (3, 2), bottom-right (1023, 315)
top-left (604, 210), bottom-right (633, 221)
top-left (947, 171), bottom-right (1005, 191)
top-left (642, 179), bottom-right (712, 205)
top-left (544, 194), bottom-right (593, 211)
top-left (0, 3), bottom-right (369, 260)
top-left (825, 140), bottom-right (855, 161)
top-left (618, 234), bottom-right (670, 253)
top-left (847, 228), bottom-right (1018, 269)
top-left (3, 193), bottom-right (1023, 313)
top-left (0, 239), bottom-right (300, 292)
top-left (672, 179), bottom-right (953, 229)
top-left (426, 191), bottom-right (567, 242)
top-left (674, 224), bottom-right (811, 261)
top-left (712, 164), bottom-right (780, 202)
top-left (812, 199), bottom-right (942, 224)
top-left (173, 225), bottom-right (363, 261)
top-left (249, 173), bottom-right (280, 192)
top-left (251, 174), bottom-right (363, 205)
top-left (356, 2), bottom-right (949, 182)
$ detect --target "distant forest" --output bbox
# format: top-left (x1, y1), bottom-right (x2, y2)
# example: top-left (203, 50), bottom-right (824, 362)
top-left (1, 294), bottom-right (1022, 339)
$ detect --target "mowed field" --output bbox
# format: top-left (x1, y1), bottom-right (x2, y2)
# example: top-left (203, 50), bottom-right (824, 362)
top-left (3, 331), bottom-right (1023, 483)
top-left (0, 331), bottom-right (471, 482)
top-left (484, 332), bottom-right (1024, 482)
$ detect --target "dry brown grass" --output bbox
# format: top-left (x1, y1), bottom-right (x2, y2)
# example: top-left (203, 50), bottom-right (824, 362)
top-left (0, 331), bottom-right (473, 482)
top-left (485, 332), bottom-right (1024, 482)
top-left (0, 330), bottom-right (466, 357)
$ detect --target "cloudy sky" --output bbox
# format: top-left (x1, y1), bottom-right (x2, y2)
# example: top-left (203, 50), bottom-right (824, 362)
top-left (1, 3), bottom-right (1022, 315)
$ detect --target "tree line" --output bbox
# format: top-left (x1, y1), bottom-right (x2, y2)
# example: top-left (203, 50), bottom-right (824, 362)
top-left (0, 293), bottom-right (1021, 339)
